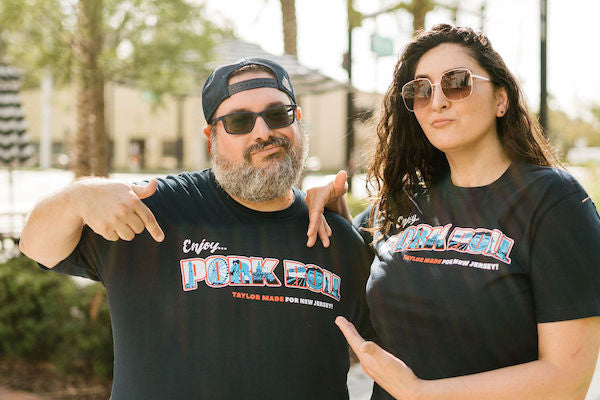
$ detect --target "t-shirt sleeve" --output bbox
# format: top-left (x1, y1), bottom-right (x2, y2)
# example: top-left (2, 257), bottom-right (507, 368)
top-left (348, 244), bottom-right (377, 341)
top-left (352, 205), bottom-right (374, 251)
top-left (530, 189), bottom-right (600, 323)
top-left (339, 209), bottom-right (374, 340)
top-left (40, 225), bottom-right (107, 283)
top-left (349, 237), bottom-right (375, 340)
top-left (326, 211), bottom-right (376, 340)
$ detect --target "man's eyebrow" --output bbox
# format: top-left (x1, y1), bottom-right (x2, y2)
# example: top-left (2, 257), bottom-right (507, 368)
top-left (226, 101), bottom-right (286, 114)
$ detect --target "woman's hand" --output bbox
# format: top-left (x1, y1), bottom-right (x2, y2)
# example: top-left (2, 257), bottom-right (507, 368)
top-left (305, 170), bottom-right (350, 247)
top-left (335, 316), bottom-right (420, 399)
top-left (337, 315), bottom-right (600, 400)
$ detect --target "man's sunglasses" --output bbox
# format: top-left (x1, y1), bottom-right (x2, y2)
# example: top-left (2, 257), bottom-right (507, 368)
top-left (211, 104), bottom-right (298, 134)
top-left (401, 68), bottom-right (491, 112)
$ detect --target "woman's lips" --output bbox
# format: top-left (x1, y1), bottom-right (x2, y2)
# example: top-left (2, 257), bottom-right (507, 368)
top-left (431, 118), bottom-right (454, 128)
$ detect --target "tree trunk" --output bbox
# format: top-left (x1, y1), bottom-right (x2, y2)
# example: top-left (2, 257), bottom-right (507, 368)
top-left (92, 76), bottom-right (109, 177)
top-left (411, 0), bottom-right (435, 35)
top-left (280, 0), bottom-right (297, 56)
top-left (73, 75), bottom-right (92, 177)
top-left (73, 0), bottom-right (108, 178)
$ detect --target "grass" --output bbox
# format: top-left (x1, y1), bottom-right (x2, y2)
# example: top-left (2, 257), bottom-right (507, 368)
top-left (575, 165), bottom-right (600, 212)
top-left (345, 165), bottom-right (600, 217)
top-left (346, 193), bottom-right (370, 218)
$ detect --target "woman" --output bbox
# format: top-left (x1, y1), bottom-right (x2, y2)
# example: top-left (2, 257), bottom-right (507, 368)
top-left (306, 24), bottom-right (600, 399)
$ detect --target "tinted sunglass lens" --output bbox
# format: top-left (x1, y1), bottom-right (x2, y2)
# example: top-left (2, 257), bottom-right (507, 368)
top-left (401, 85), bottom-right (415, 111)
top-left (412, 80), bottom-right (433, 110)
top-left (402, 80), bottom-right (433, 111)
top-left (441, 70), bottom-right (472, 100)
top-left (264, 106), bottom-right (294, 128)
top-left (223, 113), bottom-right (254, 134)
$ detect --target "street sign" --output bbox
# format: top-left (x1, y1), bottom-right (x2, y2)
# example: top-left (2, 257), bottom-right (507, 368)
top-left (370, 34), bottom-right (394, 57)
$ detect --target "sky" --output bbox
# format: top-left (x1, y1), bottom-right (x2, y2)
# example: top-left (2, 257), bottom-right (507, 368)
top-left (202, 0), bottom-right (600, 120)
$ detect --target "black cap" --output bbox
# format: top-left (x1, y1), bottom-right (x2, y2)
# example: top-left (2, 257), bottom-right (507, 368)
top-left (201, 57), bottom-right (296, 123)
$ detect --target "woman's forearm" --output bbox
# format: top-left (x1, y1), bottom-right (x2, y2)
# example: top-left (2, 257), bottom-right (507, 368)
top-left (336, 317), bottom-right (600, 400)
top-left (414, 358), bottom-right (592, 400)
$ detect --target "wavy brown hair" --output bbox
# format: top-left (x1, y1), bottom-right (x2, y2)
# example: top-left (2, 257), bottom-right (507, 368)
top-left (368, 24), bottom-right (560, 235)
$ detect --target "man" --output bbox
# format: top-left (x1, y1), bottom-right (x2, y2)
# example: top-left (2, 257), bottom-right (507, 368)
top-left (20, 57), bottom-right (372, 399)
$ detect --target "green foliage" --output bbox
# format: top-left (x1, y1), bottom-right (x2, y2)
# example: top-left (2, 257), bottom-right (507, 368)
top-left (0, 256), bottom-right (113, 378)
top-left (0, 256), bottom-right (68, 359)
top-left (347, 193), bottom-right (370, 217)
top-left (578, 166), bottom-right (600, 213)
top-left (101, 0), bottom-right (231, 98)
top-left (549, 107), bottom-right (600, 156)
top-left (0, 0), bottom-right (75, 87)
top-left (0, 0), bottom-right (231, 95)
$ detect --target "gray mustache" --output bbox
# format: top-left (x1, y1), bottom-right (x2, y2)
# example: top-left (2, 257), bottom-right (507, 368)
top-left (244, 136), bottom-right (292, 160)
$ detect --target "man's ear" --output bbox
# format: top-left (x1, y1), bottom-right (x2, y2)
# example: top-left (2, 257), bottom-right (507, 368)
top-left (203, 126), bottom-right (212, 156)
top-left (296, 106), bottom-right (302, 121)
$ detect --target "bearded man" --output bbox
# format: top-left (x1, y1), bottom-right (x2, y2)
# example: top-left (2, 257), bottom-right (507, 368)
top-left (20, 58), bottom-right (372, 400)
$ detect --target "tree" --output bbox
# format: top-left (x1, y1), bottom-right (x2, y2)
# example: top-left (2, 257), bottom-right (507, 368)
top-left (0, 0), bottom-right (229, 177)
top-left (73, 0), bottom-right (106, 177)
top-left (550, 107), bottom-right (600, 154)
top-left (349, 0), bottom-right (462, 36)
top-left (591, 105), bottom-right (600, 135)
top-left (401, 0), bottom-right (437, 34)
top-left (280, 0), bottom-right (297, 56)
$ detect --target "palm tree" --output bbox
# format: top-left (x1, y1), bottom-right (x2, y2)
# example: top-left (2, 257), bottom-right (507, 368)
top-left (410, 0), bottom-right (436, 34)
top-left (280, 0), bottom-right (297, 56)
top-left (73, 0), bottom-right (108, 177)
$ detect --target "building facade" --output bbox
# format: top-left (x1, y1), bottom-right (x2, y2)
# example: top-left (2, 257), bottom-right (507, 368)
top-left (19, 40), bottom-right (382, 174)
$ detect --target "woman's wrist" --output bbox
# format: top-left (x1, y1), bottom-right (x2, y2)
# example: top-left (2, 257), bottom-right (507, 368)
top-left (410, 378), bottom-right (426, 400)
top-left (327, 196), bottom-right (351, 222)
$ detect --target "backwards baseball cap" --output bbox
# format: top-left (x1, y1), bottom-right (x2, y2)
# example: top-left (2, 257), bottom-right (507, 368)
top-left (201, 57), bottom-right (296, 123)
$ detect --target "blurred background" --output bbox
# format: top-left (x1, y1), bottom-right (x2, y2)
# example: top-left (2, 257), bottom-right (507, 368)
top-left (1, 0), bottom-right (599, 399)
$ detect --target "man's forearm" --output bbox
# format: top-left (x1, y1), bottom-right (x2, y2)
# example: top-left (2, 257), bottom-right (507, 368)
top-left (19, 185), bottom-right (84, 268)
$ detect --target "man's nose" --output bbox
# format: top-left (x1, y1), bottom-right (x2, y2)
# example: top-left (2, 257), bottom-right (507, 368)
top-left (250, 115), bottom-right (271, 141)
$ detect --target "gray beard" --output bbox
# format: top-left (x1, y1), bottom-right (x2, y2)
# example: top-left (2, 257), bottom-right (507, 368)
top-left (211, 134), bottom-right (307, 202)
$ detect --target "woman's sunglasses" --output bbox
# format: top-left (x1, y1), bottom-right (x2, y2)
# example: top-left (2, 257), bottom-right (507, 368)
top-left (211, 104), bottom-right (297, 134)
top-left (401, 68), bottom-right (491, 112)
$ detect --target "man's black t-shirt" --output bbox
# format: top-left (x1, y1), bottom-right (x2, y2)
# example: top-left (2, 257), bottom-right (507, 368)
top-left (48, 169), bottom-right (372, 400)
top-left (356, 163), bottom-right (600, 399)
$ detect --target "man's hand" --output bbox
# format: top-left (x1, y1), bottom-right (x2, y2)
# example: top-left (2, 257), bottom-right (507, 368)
top-left (335, 316), bottom-right (420, 399)
top-left (74, 178), bottom-right (165, 242)
top-left (305, 170), bottom-right (350, 247)
top-left (20, 177), bottom-right (165, 268)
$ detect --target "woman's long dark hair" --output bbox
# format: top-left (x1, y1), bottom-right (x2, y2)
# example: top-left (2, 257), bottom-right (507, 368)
top-left (368, 24), bottom-right (560, 235)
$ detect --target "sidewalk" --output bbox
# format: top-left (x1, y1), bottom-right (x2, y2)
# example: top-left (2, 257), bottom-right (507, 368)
top-left (0, 387), bottom-right (50, 400)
